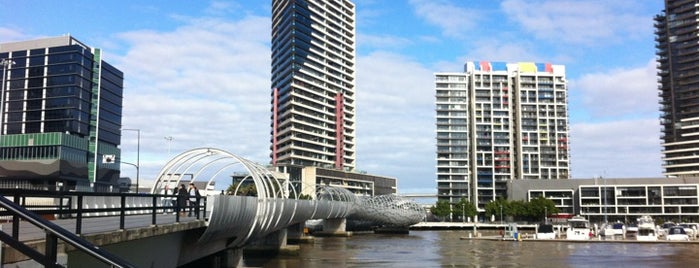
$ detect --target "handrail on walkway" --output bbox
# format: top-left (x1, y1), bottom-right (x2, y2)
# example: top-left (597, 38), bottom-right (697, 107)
top-left (0, 189), bottom-right (207, 267)
top-left (0, 195), bottom-right (136, 268)
top-left (0, 189), bottom-right (207, 235)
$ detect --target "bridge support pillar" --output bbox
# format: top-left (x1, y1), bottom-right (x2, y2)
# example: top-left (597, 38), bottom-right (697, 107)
top-left (316, 218), bottom-right (351, 237)
top-left (244, 229), bottom-right (300, 256)
top-left (287, 222), bottom-right (314, 244)
top-left (210, 247), bottom-right (243, 268)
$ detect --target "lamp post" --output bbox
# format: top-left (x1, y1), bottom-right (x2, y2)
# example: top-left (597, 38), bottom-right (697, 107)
top-left (122, 128), bottom-right (140, 192)
top-left (500, 204), bottom-right (503, 225)
top-left (164, 136), bottom-right (173, 156)
top-left (1, 59), bottom-right (16, 136)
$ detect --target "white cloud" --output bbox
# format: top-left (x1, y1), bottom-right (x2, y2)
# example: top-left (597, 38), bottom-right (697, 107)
top-left (501, 0), bottom-right (653, 45)
top-left (0, 27), bottom-right (33, 42)
top-left (355, 51), bottom-right (436, 193)
top-left (112, 15), bottom-right (272, 183)
top-left (570, 119), bottom-right (662, 178)
top-left (409, 0), bottom-right (481, 38)
top-left (571, 59), bottom-right (657, 119)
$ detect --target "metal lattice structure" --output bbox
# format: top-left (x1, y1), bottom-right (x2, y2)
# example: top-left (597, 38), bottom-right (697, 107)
top-left (151, 147), bottom-right (424, 247)
top-left (349, 195), bottom-right (426, 227)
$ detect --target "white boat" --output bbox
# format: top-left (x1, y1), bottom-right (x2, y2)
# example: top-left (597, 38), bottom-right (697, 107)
top-left (611, 222), bottom-right (625, 236)
top-left (636, 215), bottom-right (657, 241)
top-left (666, 226), bottom-right (690, 241)
top-left (536, 223), bottom-right (556, 239)
top-left (566, 215), bottom-right (591, 240)
top-left (626, 222), bottom-right (639, 235)
top-left (599, 223), bottom-right (615, 236)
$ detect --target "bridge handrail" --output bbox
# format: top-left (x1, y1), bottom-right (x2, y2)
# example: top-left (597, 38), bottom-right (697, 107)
top-left (0, 194), bottom-right (136, 268)
top-left (0, 189), bottom-right (207, 235)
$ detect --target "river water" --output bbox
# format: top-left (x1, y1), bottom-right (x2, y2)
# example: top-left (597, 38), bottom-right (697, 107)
top-left (242, 230), bottom-right (699, 267)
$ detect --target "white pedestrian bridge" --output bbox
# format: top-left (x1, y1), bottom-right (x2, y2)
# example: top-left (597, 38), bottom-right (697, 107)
top-left (0, 148), bottom-right (426, 267)
top-left (155, 147), bottom-right (426, 248)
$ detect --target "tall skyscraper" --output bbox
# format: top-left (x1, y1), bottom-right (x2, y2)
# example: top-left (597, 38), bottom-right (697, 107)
top-left (270, 0), bottom-right (357, 171)
top-left (0, 36), bottom-right (123, 191)
top-left (435, 62), bottom-right (569, 209)
top-left (656, 1), bottom-right (699, 177)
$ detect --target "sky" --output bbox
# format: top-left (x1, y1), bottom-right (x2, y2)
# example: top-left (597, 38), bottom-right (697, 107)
top-left (0, 0), bottom-right (665, 194)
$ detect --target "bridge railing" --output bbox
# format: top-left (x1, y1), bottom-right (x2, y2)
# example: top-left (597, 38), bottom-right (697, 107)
top-left (0, 189), bottom-right (207, 237)
top-left (0, 193), bottom-right (138, 268)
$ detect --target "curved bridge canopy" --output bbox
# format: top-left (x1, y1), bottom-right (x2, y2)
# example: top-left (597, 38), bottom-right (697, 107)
top-left (152, 147), bottom-right (425, 247)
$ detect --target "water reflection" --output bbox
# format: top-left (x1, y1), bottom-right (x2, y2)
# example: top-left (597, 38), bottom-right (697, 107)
top-left (243, 230), bottom-right (699, 268)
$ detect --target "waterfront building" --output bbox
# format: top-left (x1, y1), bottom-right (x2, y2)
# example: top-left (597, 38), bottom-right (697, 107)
top-left (270, 0), bottom-right (357, 171)
top-left (0, 36), bottom-right (123, 191)
top-left (435, 62), bottom-right (569, 210)
top-left (270, 0), bottom-right (394, 196)
top-left (655, 1), bottom-right (699, 177)
top-left (508, 177), bottom-right (699, 224)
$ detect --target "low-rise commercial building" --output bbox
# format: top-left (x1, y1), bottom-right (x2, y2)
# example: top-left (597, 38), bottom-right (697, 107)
top-left (508, 177), bottom-right (699, 223)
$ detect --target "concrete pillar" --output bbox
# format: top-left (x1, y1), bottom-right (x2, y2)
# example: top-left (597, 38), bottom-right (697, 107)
top-left (316, 218), bottom-right (351, 237)
top-left (211, 248), bottom-right (242, 268)
top-left (287, 222), bottom-right (314, 244)
top-left (244, 229), bottom-right (299, 257)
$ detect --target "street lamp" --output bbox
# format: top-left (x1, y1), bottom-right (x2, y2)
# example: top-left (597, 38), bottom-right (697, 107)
top-left (122, 128), bottom-right (140, 192)
top-left (164, 136), bottom-right (173, 156)
top-left (500, 204), bottom-right (503, 225)
top-left (1, 58), bottom-right (16, 136)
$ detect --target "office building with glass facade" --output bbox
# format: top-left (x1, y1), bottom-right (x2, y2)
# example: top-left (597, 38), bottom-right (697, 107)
top-left (0, 36), bottom-right (123, 191)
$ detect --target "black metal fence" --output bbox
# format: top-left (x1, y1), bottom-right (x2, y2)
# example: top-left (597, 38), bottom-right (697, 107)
top-left (0, 189), bottom-right (208, 267)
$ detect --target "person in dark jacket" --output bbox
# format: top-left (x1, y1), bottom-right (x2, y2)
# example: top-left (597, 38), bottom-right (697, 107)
top-left (177, 184), bottom-right (188, 217)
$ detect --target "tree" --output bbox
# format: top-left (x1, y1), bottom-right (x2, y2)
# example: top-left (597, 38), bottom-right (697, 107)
top-left (485, 198), bottom-right (508, 221)
top-left (527, 196), bottom-right (559, 222)
top-left (226, 182), bottom-right (257, 196)
top-left (431, 200), bottom-right (452, 221)
top-left (453, 198), bottom-right (478, 221)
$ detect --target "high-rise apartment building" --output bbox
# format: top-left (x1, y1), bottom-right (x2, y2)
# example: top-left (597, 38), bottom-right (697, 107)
top-left (0, 36), bottom-right (123, 191)
top-left (270, 0), bottom-right (357, 171)
top-left (435, 62), bottom-right (569, 209)
top-left (656, 1), bottom-right (699, 177)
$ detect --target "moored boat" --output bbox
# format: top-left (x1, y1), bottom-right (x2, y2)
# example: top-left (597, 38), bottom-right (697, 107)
top-left (566, 215), bottom-right (591, 240)
top-left (536, 223), bottom-right (556, 239)
top-left (637, 215), bottom-right (657, 241)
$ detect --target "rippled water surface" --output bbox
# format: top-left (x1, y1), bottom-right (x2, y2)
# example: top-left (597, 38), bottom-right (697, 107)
top-left (243, 230), bottom-right (699, 268)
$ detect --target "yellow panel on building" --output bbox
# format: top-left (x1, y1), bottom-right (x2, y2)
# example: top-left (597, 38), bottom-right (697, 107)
top-left (518, 62), bottom-right (537, 73)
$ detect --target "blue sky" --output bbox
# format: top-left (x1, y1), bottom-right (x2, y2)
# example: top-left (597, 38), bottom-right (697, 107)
top-left (1, 0), bottom-right (664, 193)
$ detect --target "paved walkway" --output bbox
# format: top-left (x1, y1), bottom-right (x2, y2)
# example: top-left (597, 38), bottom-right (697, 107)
top-left (1, 212), bottom-right (205, 242)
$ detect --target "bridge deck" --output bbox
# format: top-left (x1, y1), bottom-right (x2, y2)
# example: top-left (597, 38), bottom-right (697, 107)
top-left (1, 213), bottom-right (206, 265)
top-left (1, 213), bottom-right (204, 242)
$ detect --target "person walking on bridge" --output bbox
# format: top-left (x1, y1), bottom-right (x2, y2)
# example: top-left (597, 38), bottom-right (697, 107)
top-left (160, 185), bottom-right (172, 214)
top-left (176, 184), bottom-right (188, 217)
top-left (188, 183), bottom-right (201, 217)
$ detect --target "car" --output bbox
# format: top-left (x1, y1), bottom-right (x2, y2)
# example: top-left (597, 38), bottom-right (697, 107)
top-left (666, 226), bottom-right (690, 241)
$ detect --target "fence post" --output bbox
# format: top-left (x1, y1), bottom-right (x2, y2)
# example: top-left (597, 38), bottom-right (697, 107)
top-left (76, 195), bottom-right (83, 235)
top-left (45, 232), bottom-right (58, 266)
top-left (120, 195), bottom-right (126, 230)
top-left (152, 195), bottom-right (157, 225)
top-left (12, 193), bottom-right (20, 239)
